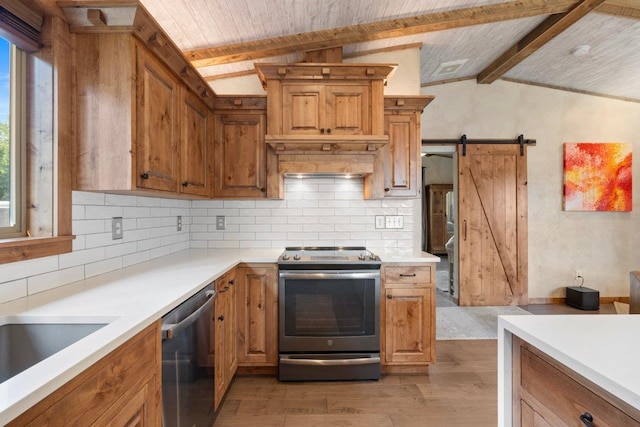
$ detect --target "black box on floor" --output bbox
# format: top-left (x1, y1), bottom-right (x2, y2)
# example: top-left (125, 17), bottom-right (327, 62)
top-left (565, 286), bottom-right (599, 310)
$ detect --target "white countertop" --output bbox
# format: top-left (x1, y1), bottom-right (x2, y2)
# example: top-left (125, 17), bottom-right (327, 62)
top-left (0, 247), bottom-right (437, 423)
top-left (498, 314), bottom-right (640, 426)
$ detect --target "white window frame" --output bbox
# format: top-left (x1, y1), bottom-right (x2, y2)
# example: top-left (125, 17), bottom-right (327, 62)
top-left (0, 43), bottom-right (26, 238)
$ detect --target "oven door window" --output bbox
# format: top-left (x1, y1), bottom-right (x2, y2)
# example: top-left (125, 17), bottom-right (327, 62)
top-left (283, 277), bottom-right (376, 337)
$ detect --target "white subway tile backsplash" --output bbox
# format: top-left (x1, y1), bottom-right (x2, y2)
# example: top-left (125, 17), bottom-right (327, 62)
top-left (124, 206), bottom-right (151, 218)
top-left (106, 241), bottom-right (139, 259)
top-left (72, 219), bottom-right (106, 235)
top-left (3, 183), bottom-right (420, 298)
top-left (0, 279), bottom-right (27, 303)
top-left (73, 191), bottom-right (105, 205)
top-left (85, 205), bottom-right (124, 219)
top-left (28, 266), bottom-right (85, 295)
top-left (85, 257), bottom-right (123, 279)
top-left (0, 256), bottom-right (59, 283)
top-left (59, 247), bottom-right (106, 269)
top-left (105, 194), bottom-right (137, 206)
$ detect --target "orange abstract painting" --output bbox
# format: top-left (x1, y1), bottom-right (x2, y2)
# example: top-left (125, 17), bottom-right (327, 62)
top-left (563, 142), bottom-right (632, 211)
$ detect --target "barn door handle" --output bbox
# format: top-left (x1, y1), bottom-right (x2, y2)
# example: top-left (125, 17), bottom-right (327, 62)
top-left (463, 220), bottom-right (467, 241)
top-left (400, 274), bottom-right (416, 277)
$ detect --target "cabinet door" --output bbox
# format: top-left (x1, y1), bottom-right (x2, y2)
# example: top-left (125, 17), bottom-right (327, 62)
top-left (180, 90), bottom-right (211, 197)
top-left (213, 113), bottom-right (267, 198)
top-left (214, 288), bottom-right (227, 411)
top-left (282, 84), bottom-right (324, 134)
top-left (135, 47), bottom-right (180, 192)
top-left (384, 287), bottom-right (433, 364)
top-left (325, 84), bottom-right (370, 135)
top-left (236, 264), bottom-right (278, 366)
top-left (90, 378), bottom-right (154, 427)
top-left (384, 113), bottom-right (418, 197)
top-left (225, 270), bottom-right (238, 380)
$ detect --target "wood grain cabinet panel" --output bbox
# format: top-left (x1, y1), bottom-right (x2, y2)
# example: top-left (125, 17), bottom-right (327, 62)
top-left (74, 35), bottom-right (212, 198)
top-left (236, 264), bottom-right (278, 366)
top-left (180, 90), bottom-right (212, 197)
top-left (212, 96), bottom-right (268, 198)
top-left (375, 96), bottom-right (435, 199)
top-left (213, 113), bottom-right (267, 198)
top-left (512, 336), bottom-right (640, 427)
top-left (214, 269), bottom-right (237, 411)
top-left (427, 184), bottom-right (453, 254)
top-left (382, 264), bottom-right (436, 368)
top-left (8, 322), bottom-right (161, 427)
top-left (135, 46), bottom-right (180, 193)
top-left (282, 83), bottom-right (370, 136)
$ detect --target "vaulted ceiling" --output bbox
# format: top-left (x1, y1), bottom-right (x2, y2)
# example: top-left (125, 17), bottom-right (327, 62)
top-left (140, 0), bottom-right (640, 101)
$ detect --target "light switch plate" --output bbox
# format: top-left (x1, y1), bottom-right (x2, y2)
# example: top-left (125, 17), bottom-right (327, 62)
top-left (385, 215), bottom-right (404, 229)
top-left (112, 217), bottom-right (123, 240)
top-left (375, 215), bottom-right (385, 229)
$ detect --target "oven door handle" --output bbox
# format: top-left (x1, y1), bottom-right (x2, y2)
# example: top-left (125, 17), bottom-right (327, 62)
top-left (278, 271), bottom-right (380, 280)
top-left (280, 356), bottom-right (381, 367)
top-left (161, 290), bottom-right (216, 340)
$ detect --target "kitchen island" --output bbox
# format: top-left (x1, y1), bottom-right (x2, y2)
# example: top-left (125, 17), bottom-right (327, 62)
top-left (498, 315), bottom-right (640, 427)
top-left (0, 247), bottom-right (437, 424)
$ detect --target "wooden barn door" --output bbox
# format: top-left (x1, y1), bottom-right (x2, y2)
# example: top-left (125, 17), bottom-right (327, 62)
top-left (457, 144), bottom-right (528, 306)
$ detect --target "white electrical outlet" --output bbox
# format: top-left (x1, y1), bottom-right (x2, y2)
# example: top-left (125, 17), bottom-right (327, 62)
top-left (375, 216), bottom-right (385, 229)
top-left (385, 215), bottom-right (404, 229)
top-left (177, 216), bottom-right (182, 232)
top-left (112, 217), bottom-right (123, 240)
top-left (216, 215), bottom-right (226, 230)
top-left (575, 269), bottom-right (583, 279)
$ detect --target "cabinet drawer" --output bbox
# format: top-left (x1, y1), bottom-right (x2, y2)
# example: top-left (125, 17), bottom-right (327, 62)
top-left (384, 266), bottom-right (432, 284)
top-left (519, 344), bottom-right (640, 426)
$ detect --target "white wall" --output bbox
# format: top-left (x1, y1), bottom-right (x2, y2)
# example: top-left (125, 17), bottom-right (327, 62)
top-left (421, 79), bottom-right (640, 299)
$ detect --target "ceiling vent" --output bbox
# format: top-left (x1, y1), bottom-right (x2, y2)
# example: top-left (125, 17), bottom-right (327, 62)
top-left (432, 59), bottom-right (468, 76)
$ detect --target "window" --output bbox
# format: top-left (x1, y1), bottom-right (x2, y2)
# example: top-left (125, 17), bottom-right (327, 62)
top-left (0, 37), bottom-right (25, 238)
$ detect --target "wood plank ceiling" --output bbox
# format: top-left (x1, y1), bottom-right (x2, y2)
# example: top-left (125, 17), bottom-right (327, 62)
top-left (140, 0), bottom-right (640, 101)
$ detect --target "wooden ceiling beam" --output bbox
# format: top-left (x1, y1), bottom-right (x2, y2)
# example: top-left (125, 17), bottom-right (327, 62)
top-left (477, 0), bottom-right (608, 84)
top-left (186, 0), bottom-right (579, 68)
top-left (597, 0), bottom-right (640, 19)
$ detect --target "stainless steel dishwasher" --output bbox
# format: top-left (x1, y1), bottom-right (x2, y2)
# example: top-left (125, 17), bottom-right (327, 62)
top-left (161, 283), bottom-right (216, 427)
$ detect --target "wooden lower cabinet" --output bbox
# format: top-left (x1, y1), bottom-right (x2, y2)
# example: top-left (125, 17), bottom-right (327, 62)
top-left (236, 264), bottom-right (278, 366)
top-left (381, 264), bottom-right (436, 368)
top-left (214, 268), bottom-right (237, 411)
top-left (512, 336), bottom-right (640, 426)
top-left (8, 321), bottom-right (161, 427)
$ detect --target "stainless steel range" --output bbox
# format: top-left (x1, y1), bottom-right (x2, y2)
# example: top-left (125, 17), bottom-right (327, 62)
top-left (278, 247), bottom-right (381, 381)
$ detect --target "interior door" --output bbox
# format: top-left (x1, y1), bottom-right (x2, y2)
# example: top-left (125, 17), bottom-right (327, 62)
top-left (457, 144), bottom-right (528, 306)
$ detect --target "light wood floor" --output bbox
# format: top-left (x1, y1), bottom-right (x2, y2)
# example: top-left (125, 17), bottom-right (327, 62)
top-left (214, 302), bottom-right (617, 426)
top-left (214, 340), bottom-right (498, 426)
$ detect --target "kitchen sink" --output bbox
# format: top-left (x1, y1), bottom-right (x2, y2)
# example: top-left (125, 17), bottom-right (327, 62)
top-left (0, 315), bottom-right (113, 384)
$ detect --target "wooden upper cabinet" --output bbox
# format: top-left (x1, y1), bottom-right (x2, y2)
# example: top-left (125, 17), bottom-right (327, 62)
top-left (180, 90), bottom-right (212, 197)
top-left (70, 4), bottom-right (216, 199)
top-left (282, 83), bottom-right (370, 136)
top-left (256, 63), bottom-right (393, 153)
top-left (135, 46), bottom-right (180, 193)
top-left (213, 96), bottom-right (268, 198)
top-left (366, 96), bottom-right (434, 199)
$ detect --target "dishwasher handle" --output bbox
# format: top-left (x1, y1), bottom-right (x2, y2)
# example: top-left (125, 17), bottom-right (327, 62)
top-left (162, 290), bottom-right (216, 340)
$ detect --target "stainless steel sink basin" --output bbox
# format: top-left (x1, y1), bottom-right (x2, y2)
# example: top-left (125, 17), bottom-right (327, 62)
top-left (0, 316), bottom-right (112, 384)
